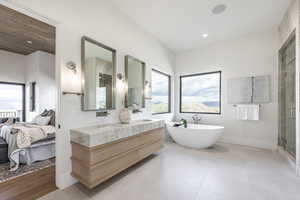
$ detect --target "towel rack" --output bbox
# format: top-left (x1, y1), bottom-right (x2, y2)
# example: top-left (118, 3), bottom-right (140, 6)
top-left (62, 91), bottom-right (83, 96)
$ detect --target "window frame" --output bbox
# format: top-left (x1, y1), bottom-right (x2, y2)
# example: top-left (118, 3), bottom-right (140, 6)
top-left (179, 71), bottom-right (221, 115)
top-left (151, 69), bottom-right (171, 115)
top-left (0, 81), bottom-right (26, 121)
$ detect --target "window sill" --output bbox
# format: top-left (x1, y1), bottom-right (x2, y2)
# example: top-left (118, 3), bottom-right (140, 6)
top-left (152, 112), bottom-right (172, 115)
top-left (180, 112), bottom-right (221, 115)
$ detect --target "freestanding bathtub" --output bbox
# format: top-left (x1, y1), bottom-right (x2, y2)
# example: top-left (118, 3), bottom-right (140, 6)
top-left (166, 122), bottom-right (224, 149)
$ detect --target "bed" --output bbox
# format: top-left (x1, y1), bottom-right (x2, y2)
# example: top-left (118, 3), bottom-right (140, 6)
top-left (0, 110), bottom-right (56, 171)
top-left (17, 138), bottom-right (55, 166)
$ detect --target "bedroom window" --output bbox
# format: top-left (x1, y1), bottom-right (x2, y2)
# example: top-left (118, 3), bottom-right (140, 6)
top-left (0, 82), bottom-right (25, 121)
top-left (151, 69), bottom-right (171, 114)
top-left (180, 71), bottom-right (221, 114)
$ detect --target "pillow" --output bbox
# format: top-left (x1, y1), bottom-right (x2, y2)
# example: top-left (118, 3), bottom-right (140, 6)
top-left (0, 118), bottom-right (8, 123)
top-left (34, 116), bottom-right (51, 126)
top-left (47, 110), bottom-right (55, 126)
top-left (40, 109), bottom-right (49, 117)
top-left (31, 115), bottom-right (40, 124)
top-left (5, 118), bottom-right (14, 124)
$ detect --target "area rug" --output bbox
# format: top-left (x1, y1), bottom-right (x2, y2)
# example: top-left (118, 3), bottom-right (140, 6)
top-left (0, 159), bottom-right (55, 183)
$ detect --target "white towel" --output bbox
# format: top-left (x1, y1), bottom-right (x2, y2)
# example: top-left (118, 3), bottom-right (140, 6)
top-left (236, 105), bottom-right (248, 120)
top-left (236, 104), bottom-right (259, 121)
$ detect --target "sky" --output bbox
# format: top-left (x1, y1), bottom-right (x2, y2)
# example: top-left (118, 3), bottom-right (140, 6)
top-left (0, 84), bottom-right (23, 110)
top-left (152, 71), bottom-right (169, 104)
top-left (181, 73), bottom-right (220, 104)
top-left (152, 71), bottom-right (220, 105)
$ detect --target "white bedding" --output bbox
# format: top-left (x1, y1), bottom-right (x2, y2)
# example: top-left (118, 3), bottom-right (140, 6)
top-left (0, 123), bottom-right (55, 171)
top-left (16, 139), bottom-right (55, 168)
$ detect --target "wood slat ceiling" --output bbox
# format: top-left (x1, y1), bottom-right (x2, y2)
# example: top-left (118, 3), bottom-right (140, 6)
top-left (0, 5), bottom-right (55, 55)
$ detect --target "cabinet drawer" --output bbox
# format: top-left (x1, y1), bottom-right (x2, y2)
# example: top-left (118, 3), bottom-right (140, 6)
top-left (138, 139), bottom-right (163, 159)
top-left (90, 129), bottom-right (163, 164)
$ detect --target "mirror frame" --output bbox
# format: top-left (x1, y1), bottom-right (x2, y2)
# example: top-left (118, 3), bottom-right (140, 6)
top-left (124, 55), bottom-right (146, 109)
top-left (81, 36), bottom-right (117, 111)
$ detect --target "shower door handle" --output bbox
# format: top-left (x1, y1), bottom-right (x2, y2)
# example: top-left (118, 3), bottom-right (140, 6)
top-left (290, 107), bottom-right (295, 118)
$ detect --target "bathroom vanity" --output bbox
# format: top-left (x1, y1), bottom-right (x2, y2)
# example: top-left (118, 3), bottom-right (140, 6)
top-left (73, 36), bottom-right (164, 189)
top-left (70, 120), bottom-right (165, 188)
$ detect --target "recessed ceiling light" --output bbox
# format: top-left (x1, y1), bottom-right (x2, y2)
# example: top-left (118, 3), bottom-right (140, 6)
top-left (212, 4), bottom-right (227, 15)
top-left (202, 33), bottom-right (208, 38)
top-left (26, 40), bottom-right (33, 44)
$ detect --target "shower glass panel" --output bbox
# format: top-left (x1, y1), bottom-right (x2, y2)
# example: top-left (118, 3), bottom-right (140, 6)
top-left (279, 36), bottom-right (296, 157)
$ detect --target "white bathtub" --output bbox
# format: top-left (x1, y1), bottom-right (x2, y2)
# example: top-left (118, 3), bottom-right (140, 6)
top-left (166, 122), bottom-right (224, 149)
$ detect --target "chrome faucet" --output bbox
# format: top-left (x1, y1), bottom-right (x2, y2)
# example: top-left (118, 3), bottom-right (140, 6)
top-left (96, 110), bottom-right (110, 117)
top-left (192, 114), bottom-right (202, 124)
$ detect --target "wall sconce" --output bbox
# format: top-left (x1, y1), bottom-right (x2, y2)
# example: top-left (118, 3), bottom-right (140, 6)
top-left (117, 73), bottom-right (123, 80)
top-left (145, 81), bottom-right (151, 88)
top-left (66, 61), bottom-right (77, 74)
top-left (117, 73), bottom-right (126, 92)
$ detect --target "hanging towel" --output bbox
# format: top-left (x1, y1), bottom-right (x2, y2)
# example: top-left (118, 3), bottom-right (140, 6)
top-left (236, 104), bottom-right (259, 121)
top-left (236, 105), bottom-right (248, 120)
top-left (247, 104), bottom-right (260, 120)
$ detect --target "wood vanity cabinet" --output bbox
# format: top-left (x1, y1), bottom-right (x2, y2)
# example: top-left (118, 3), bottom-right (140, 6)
top-left (71, 128), bottom-right (164, 188)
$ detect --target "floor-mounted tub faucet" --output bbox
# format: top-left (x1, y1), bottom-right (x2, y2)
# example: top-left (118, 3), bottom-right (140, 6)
top-left (192, 114), bottom-right (202, 124)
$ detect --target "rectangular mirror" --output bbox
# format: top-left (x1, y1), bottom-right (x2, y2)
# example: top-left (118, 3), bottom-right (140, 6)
top-left (125, 55), bottom-right (146, 111)
top-left (81, 36), bottom-right (116, 111)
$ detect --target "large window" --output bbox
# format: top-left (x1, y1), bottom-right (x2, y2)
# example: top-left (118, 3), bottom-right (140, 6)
top-left (151, 69), bottom-right (171, 114)
top-left (0, 82), bottom-right (25, 121)
top-left (180, 71), bottom-right (221, 114)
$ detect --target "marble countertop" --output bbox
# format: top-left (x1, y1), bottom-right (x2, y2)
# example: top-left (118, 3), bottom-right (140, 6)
top-left (70, 119), bottom-right (165, 147)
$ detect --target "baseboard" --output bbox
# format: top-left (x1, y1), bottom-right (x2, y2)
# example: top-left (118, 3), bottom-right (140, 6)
top-left (219, 137), bottom-right (277, 150)
top-left (56, 171), bottom-right (77, 189)
top-left (277, 146), bottom-right (296, 171)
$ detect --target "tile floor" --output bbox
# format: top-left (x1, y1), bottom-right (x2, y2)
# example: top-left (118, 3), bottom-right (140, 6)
top-left (39, 143), bottom-right (300, 200)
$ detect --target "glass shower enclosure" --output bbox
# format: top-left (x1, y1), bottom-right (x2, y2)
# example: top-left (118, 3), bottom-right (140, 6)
top-left (279, 34), bottom-right (296, 157)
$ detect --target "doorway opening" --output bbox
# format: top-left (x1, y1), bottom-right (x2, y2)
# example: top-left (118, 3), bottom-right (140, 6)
top-left (0, 4), bottom-right (57, 199)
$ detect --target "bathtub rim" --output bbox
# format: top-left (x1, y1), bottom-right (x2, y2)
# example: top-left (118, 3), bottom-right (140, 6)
top-left (166, 122), bottom-right (224, 130)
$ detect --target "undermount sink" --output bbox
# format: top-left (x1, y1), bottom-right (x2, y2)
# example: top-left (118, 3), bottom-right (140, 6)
top-left (140, 119), bottom-right (153, 122)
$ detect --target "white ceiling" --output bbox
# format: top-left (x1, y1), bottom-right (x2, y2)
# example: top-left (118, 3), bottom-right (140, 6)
top-left (111, 0), bottom-right (292, 53)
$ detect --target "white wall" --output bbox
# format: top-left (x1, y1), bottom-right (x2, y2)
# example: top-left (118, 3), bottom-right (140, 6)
top-left (279, 0), bottom-right (299, 46)
top-left (37, 51), bottom-right (56, 113)
top-left (6, 0), bottom-right (175, 189)
top-left (0, 50), bottom-right (26, 83)
top-left (175, 29), bottom-right (279, 150)
top-left (25, 51), bottom-right (56, 122)
top-left (278, 0), bottom-right (300, 175)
